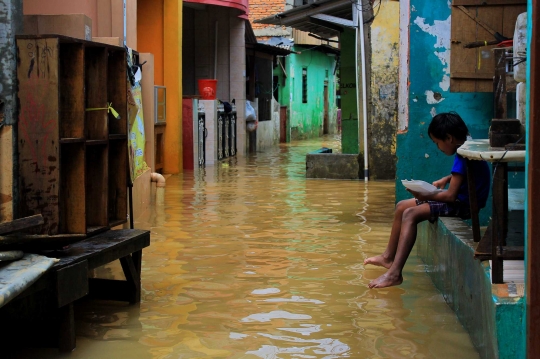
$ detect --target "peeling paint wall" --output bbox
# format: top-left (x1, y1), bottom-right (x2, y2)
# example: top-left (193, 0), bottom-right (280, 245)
top-left (0, 0), bottom-right (22, 222)
top-left (340, 28), bottom-right (359, 154)
top-left (274, 47), bottom-right (338, 141)
top-left (417, 217), bottom-right (525, 359)
top-left (370, 1), bottom-right (399, 180)
top-left (396, 1), bottom-right (493, 221)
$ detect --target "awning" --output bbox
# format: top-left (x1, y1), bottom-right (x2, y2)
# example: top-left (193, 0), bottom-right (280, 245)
top-left (253, 0), bottom-right (355, 39)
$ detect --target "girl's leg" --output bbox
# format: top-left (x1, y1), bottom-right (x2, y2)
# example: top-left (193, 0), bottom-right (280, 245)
top-left (368, 203), bottom-right (431, 288)
top-left (364, 198), bottom-right (417, 269)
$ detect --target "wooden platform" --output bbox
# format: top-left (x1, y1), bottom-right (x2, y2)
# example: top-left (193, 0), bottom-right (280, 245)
top-left (0, 229), bottom-right (150, 352)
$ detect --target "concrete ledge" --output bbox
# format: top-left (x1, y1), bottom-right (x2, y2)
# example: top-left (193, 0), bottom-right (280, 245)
top-left (417, 218), bottom-right (524, 359)
top-left (306, 153), bottom-right (362, 179)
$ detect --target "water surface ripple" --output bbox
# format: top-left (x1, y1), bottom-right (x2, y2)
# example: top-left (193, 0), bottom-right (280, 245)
top-left (16, 136), bottom-right (479, 359)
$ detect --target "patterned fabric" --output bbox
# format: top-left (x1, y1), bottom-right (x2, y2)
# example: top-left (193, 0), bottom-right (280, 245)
top-left (416, 199), bottom-right (471, 223)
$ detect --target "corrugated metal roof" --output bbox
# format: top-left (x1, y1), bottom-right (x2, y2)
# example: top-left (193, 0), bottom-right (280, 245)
top-left (253, 0), bottom-right (354, 39)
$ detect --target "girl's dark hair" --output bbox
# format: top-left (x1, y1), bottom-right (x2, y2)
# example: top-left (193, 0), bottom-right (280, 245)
top-left (428, 111), bottom-right (469, 141)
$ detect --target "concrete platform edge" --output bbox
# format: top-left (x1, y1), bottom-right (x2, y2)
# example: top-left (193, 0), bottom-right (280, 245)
top-left (417, 217), bottom-right (525, 359)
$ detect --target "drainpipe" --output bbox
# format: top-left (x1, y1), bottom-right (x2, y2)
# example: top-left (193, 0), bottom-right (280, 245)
top-left (357, 0), bottom-right (369, 181)
top-left (151, 172), bottom-right (166, 205)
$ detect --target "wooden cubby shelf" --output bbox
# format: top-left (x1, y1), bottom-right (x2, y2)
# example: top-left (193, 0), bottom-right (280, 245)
top-left (17, 35), bottom-right (128, 238)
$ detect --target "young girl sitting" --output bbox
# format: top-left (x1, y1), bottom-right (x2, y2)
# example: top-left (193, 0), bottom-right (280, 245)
top-left (364, 112), bottom-right (491, 288)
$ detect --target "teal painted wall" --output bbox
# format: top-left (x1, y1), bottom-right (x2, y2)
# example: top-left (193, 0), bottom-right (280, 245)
top-left (523, 0), bottom-right (532, 354)
top-left (417, 218), bottom-right (525, 359)
top-left (273, 46), bottom-right (338, 141)
top-left (396, 1), bottom-right (494, 223)
top-left (340, 29), bottom-right (359, 154)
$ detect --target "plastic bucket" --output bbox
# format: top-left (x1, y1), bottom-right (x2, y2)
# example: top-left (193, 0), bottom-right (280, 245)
top-left (198, 79), bottom-right (217, 100)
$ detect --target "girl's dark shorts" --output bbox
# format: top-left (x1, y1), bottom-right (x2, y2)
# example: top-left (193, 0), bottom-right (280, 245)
top-left (415, 199), bottom-right (471, 223)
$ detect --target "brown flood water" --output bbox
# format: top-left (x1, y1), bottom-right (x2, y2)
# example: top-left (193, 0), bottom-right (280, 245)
top-left (14, 136), bottom-right (479, 359)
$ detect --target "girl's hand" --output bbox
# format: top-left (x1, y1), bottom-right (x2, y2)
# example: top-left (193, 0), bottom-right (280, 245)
top-left (432, 175), bottom-right (451, 189)
top-left (406, 188), bottom-right (429, 201)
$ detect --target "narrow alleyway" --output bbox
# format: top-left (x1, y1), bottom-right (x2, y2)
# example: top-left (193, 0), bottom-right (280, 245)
top-left (13, 136), bottom-right (479, 358)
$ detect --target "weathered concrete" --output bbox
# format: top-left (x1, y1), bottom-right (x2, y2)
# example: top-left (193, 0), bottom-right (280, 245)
top-left (305, 153), bottom-right (362, 179)
top-left (0, 0), bottom-right (22, 222)
top-left (417, 217), bottom-right (525, 359)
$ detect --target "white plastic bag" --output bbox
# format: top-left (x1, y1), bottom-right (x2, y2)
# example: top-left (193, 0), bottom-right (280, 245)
top-left (246, 101), bottom-right (257, 122)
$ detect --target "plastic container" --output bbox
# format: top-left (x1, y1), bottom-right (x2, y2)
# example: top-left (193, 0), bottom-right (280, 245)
top-left (198, 79), bottom-right (217, 100)
top-left (513, 13), bottom-right (527, 83)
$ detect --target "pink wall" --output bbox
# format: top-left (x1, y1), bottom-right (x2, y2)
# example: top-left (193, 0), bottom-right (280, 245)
top-left (23, 0), bottom-right (98, 36)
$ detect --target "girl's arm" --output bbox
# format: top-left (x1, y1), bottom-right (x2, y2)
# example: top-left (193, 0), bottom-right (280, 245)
top-left (409, 172), bottom-right (464, 202)
top-left (432, 174), bottom-right (452, 189)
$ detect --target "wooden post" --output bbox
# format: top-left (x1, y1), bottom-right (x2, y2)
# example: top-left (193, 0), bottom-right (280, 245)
top-left (491, 162), bottom-right (507, 284)
top-left (493, 48), bottom-right (507, 119)
top-left (466, 160), bottom-right (481, 242)
top-left (527, 2), bottom-right (540, 357)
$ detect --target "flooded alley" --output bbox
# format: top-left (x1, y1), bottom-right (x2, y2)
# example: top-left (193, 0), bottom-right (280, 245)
top-left (13, 136), bottom-right (479, 359)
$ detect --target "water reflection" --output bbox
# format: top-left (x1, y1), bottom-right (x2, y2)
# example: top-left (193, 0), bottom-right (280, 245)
top-left (12, 136), bottom-right (479, 359)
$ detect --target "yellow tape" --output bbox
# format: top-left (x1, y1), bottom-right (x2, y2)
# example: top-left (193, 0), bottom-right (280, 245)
top-left (86, 102), bottom-right (121, 120)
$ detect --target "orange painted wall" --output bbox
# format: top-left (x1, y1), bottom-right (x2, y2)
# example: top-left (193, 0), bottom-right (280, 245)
top-left (137, 0), bottom-right (164, 86)
top-left (23, 0), bottom-right (99, 37)
top-left (162, 0), bottom-right (182, 173)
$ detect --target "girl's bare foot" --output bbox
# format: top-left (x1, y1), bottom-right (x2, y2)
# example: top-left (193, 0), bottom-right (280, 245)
top-left (363, 255), bottom-right (393, 269)
top-left (368, 272), bottom-right (403, 288)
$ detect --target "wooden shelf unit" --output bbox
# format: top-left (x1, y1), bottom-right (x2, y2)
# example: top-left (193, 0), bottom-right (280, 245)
top-left (17, 35), bottom-right (128, 237)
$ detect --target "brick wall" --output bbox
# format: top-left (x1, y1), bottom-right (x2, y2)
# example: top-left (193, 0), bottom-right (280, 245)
top-left (248, 0), bottom-right (287, 32)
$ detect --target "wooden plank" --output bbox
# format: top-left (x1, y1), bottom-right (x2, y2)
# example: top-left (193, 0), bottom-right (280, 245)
top-left (498, 246), bottom-right (525, 259)
top-left (502, 5), bottom-right (527, 39)
top-left (52, 229), bottom-right (150, 270)
top-left (17, 37), bottom-right (61, 235)
top-left (491, 162), bottom-right (508, 283)
top-left (88, 278), bottom-right (134, 302)
top-left (120, 255), bottom-right (141, 303)
top-left (59, 43), bottom-right (84, 139)
top-left (85, 46), bottom-right (108, 140)
top-left (0, 214), bottom-right (44, 235)
top-left (85, 145), bottom-right (109, 228)
top-left (60, 143), bottom-right (86, 234)
top-left (450, 4), bottom-right (524, 92)
top-left (493, 48), bottom-right (507, 118)
top-left (108, 139), bottom-right (128, 223)
top-left (56, 260), bottom-right (88, 308)
top-left (57, 303), bottom-right (75, 352)
top-left (527, 1), bottom-right (540, 356)
top-left (474, 222), bottom-right (492, 259)
top-left (107, 49), bottom-right (127, 135)
top-left (451, 72), bottom-right (493, 80)
top-left (466, 160), bottom-right (481, 242)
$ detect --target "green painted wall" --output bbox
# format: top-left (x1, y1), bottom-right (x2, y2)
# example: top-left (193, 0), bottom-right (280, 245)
top-left (274, 46), bottom-right (338, 141)
top-left (340, 29), bottom-right (359, 154)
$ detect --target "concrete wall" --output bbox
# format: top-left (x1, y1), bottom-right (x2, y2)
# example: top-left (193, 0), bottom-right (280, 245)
top-left (0, 0), bottom-right (21, 222)
top-left (340, 28), bottom-right (359, 154)
top-left (397, 0), bottom-right (493, 221)
top-left (417, 218), bottom-right (525, 359)
top-left (370, 1), bottom-right (399, 180)
top-left (256, 98), bottom-right (280, 151)
top-left (183, 6), bottom-right (246, 156)
top-left (23, 0), bottom-right (137, 49)
top-left (274, 46), bottom-right (338, 141)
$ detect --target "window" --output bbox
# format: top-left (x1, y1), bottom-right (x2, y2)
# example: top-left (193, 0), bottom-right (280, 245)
top-left (302, 68), bottom-right (308, 103)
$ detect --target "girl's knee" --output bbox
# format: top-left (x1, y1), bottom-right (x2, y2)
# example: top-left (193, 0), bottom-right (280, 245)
top-left (396, 199), bottom-right (415, 213)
